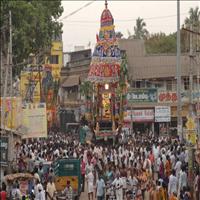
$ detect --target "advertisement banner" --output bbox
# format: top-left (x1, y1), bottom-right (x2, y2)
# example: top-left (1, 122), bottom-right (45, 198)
top-left (0, 97), bottom-right (22, 131)
top-left (20, 70), bottom-right (42, 103)
top-left (155, 106), bottom-right (171, 122)
top-left (0, 137), bottom-right (8, 165)
top-left (158, 91), bottom-right (200, 103)
top-left (127, 89), bottom-right (157, 103)
top-left (124, 109), bottom-right (154, 122)
top-left (22, 103), bottom-right (47, 139)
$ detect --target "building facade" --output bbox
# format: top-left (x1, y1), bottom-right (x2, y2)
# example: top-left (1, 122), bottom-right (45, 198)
top-left (60, 39), bottom-right (200, 135)
top-left (59, 49), bottom-right (91, 125)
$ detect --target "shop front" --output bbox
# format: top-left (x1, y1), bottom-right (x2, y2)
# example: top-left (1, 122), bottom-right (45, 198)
top-left (124, 109), bottom-right (154, 134)
top-left (154, 106), bottom-right (171, 136)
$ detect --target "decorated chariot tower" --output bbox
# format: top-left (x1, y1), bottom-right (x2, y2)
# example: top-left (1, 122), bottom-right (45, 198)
top-left (87, 0), bottom-right (127, 140)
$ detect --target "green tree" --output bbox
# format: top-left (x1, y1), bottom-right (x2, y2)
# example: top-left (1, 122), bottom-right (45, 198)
top-left (145, 32), bottom-right (177, 54)
top-left (184, 6), bottom-right (200, 52)
top-left (128, 17), bottom-right (149, 39)
top-left (80, 81), bottom-right (93, 100)
top-left (184, 6), bottom-right (200, 28)
top-left (1, 0), bottom-right (63, 75)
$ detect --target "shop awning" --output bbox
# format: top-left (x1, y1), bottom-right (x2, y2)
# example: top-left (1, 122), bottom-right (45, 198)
top-left (62, 75), bottom-right (80, 88)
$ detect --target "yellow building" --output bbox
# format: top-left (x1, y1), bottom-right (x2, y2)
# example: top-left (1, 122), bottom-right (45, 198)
top-left (45, 40), bottom-right (63, 80)
top-left (20, 39), bottom-right (63, 103)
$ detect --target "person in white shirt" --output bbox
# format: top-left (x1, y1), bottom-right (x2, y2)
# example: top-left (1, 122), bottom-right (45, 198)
top-left (174, 158), bottom-right (182, 179)
top-left (36, 184), bottom-right (45, 200)
top-left (170, 153), bottom-right (176, 169)
top-left (34, 180), bottom-right (45, 200)
top-left (178, 166), bottom-right (187, 197)
top-left (112, 173), bottom-right (123, 200)
top-left (153, 144), bottom-right (160, 160)
top-left (168, 170), bottom-right (178, 196)
top-left (86, 170), bottom-right (94, 200)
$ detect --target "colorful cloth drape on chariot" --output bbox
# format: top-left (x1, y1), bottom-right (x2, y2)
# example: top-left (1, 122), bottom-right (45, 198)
top-left (88, 6), bottom-right (121, 83)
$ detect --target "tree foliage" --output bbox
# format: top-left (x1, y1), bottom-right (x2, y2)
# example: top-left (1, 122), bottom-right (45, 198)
top-left (145, 32), bottom-right (177, 54)
top-left (1, 0), bottom-right (63, 73)
top-left (80, 81), bottom-right (93, 100)
top-left (145, 6), bottom-right (199, 54)
top-left (128, 17), bottom-right (149, 39)
top-left (184, 6), bottom-right (200, 28)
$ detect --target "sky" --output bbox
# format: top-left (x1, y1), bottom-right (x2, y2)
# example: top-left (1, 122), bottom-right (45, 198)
top-left (60, 1), bottom-right (199, 52)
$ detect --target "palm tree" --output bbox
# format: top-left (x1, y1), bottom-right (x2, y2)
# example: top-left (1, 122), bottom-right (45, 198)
top-left (184, 6), bottom-right (200, 28)
top-left (134, 17), bottom-right (149, 39)
top-left (116, 31), bottom-right (123, 39)
top-left (128, 17), bottom-right (149, 39)
top-left (184, 7), bottom-right (200, 52)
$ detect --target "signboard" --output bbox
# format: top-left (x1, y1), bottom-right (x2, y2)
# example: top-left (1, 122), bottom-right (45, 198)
top-left (124, 109), bottom-right (154, 122)
top-left (22, 103), bottom-right (47, 138)
top-left (158, 91), bottom-right (200, 103)
top-left (0, 97), bottom-right (22, 131)
top-left (0, 137), bottom-right (8, 165)
top-left (127, 89), bottom-right (157, 103)
top-left (155, 106), bottom-right (171, 122)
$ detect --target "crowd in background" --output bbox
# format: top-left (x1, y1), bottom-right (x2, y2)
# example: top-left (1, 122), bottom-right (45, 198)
top-left (0, 130), bottom-right (200, 200)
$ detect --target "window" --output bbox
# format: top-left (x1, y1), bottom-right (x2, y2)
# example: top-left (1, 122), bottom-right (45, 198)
top-left (50, 55), bottom-right (59, 64)
top-left (131, 81), bottom-right (136, 88)
top-left (183, 77), bottom-right (189, 90)
top-left (146, 81), bottom-right (151, 88)
top-left (136, 81), bottom-right (141, 88)
top-left (135, 80), bottom-right (145, 88)
top-left (166, 80), bottom-right (172, 91)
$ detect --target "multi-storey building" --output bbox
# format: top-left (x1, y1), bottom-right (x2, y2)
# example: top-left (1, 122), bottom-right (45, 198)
top-left (60, 39), bottom-right (200, 135)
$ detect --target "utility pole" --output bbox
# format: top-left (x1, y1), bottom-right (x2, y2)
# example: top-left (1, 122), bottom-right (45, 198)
top-left (8, 10), bottom-right (14, 169)
top-left (197, 68), bottom-right (200, 136)
top-left (188, 22), bottom-right (197, 190)
top-left (176, 0), bottom-right (183, 141)
top-left (1, 11), bottom-right (14, 172)
top-left (189, 23), bottom-right (194, 117)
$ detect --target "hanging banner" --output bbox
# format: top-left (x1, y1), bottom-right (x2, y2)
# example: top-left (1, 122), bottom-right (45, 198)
top-left (22, 103), bottom-right (47, 139)
top-left (0, 97), bottom-right (22, 131)
top-left (0, 137), bottom-right (8, 165)
top-left (155, 106), bottom-right (171, 122)
top-left (124, 109), bottom-right (154, 122)
top-left (127, 89), bottom-right (157, 103)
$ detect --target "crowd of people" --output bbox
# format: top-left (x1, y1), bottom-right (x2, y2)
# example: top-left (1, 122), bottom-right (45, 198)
top-left (0, 130), bottom-right (200, 200)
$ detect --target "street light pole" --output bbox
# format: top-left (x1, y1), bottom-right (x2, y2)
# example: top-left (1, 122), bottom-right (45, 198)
top-left (176, 0), bottom-right (183, 141)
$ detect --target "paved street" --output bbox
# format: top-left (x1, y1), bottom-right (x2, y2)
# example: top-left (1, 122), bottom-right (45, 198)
top-left (80, 183), bottom-right (88, 200)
